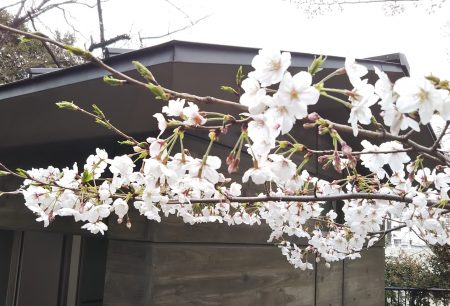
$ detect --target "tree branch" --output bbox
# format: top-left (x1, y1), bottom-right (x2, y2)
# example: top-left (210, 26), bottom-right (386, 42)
top-left (164, 0), bottom-right (194, 25)
top-left (369, 224), bottom-right (406, 236)
top-left (431, 121), bottom-right (450, 151)
top-left (166, 193), bottom-right (449, 210)
top-left (325, 120), bottom-right (448, 164)
top-left (0, 0), bottom-right (25, 13)
top-left (139, 14), bottom-right (210, 40)
top-left (0, 23), bottom-right (245, 110)
top-left (88, 33), bottom-right (130, 52)
top-left (26, 10), bottom-right (62, 67)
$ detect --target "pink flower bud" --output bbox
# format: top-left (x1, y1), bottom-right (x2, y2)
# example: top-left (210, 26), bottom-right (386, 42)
top-left (228, 158), bottom-right (240, 174)
top-left (318, 155), bottom-right (328, 164)
top-left (333, 151), bottom-right (342, 173)
top-left (341, 143), bottom-right (352, 155)
top-left (226, 152), bottom-right (235, 165)
top-left (307, 112), bottom-right (320, 121)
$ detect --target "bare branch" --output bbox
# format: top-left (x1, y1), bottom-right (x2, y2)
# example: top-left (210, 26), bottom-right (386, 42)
top-left (139, 14), bottom-right (210, 41)
top-left (88, 33), bottom-right (130, 52)
top-left (0, 23), bottom-right (244, 110)
top-left (369, 224), bottom-right (406, 236)
top-left (66, 103), bottom-right (139, 145)
top-left (164, 0), bottom-right (194, 25)
top-left (27, 10), bottom-right (62, 67)
top-left (165, 193), bottom-right (449, 210)
top-left (313, 0), bottom-right (422, 5)
top-left (0, 0), bottom-right (25, 13)
top-left (0, 190), bottom-right (22, 197)
top-left (12, 0), bottom-right (27, 25)
top-left (325, 120), bottom-right (448, 164)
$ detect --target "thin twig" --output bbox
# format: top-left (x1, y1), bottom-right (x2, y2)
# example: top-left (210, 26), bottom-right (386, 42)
top-left (325, 120), bottom-right (448, 164)
top-left (165, 193), bottom-right (449, 210)
top-left (73, 104), bottom-right (139, 145)
top-left (88, 33), bottom-right (130, 52)
top-left (0, 23), bottom-right (245, 110)
top-left (369, 224), bottom-right (406, 236)
top-left (139, 14), bottom-right (210, 40)
top-left (27, 11), bottom-right (61, 67)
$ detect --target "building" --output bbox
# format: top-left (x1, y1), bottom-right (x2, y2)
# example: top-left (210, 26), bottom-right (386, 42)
top-left (0, 41), bottom-right (428, 306)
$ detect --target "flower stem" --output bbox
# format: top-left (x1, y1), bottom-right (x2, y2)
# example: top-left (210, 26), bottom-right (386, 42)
top-left (320, 92), bottom-right (351, 108)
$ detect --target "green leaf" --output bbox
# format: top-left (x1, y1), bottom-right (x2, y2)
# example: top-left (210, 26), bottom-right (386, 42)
top-left (92, 104), bottom-right (105, 118)
top-left (236, 66), bottom-right (244, 85)
top-left (138, 151), bottom-right (148, 159)
top-left (19, 36), bottom-right (32, 44)
top-left (308, 55), bottom-right (326, 76)
top-left (220, 86), bottom-right (238, 95)
top-left (146, 83), bottom-right (168, 100)
top-left (103, 75), bottom-right (125, 86)
top-left (64, 45), bottom-right (92, 60)
top-left (0, 170), bottom-right (10, 177)
top-left (95, 118), bottom-right (111, 129)
top-left (56, 101), bottom-right (79, 111)
top-left (132, 61), bottom-right (156, 83)
top-left (118, 140), bottom-right (135, 145)
top-left (81, 168), bottom-right (94, 183)
top-left (15, 168), bottom-right (28, 178)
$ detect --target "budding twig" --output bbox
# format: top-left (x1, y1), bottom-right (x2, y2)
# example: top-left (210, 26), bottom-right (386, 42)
top-left (0, 23), bottom-right (246, 111)
top-left (325, 120), bottom-right (447, 164)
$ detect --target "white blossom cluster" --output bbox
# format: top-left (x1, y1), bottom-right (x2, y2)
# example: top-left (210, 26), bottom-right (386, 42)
top-left (17, 48), bottom-right (450, 270)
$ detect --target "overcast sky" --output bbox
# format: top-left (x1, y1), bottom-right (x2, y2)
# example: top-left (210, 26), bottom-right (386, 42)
top-left (4, 0), bottom-right (450, 77)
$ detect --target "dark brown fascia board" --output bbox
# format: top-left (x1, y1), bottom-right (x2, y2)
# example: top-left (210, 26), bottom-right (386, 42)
top-left (0, 40), bottom-right (406, 100)
top-left (365, 53), bottom-right (410, 76)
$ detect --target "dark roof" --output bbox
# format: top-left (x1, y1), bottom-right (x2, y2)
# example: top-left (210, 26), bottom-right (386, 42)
top-left (0, 40), bottom-right (418, 153)
top-left (0, 40), bottom-right (407, 100)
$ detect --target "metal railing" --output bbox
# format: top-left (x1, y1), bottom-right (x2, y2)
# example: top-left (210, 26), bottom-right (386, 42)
top-left (386, 287), bottom-right (450, 306)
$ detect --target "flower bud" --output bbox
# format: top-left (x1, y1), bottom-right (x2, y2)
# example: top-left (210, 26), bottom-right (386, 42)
top-left (146, 83), bottom-right (168, 100)
top-left (226, 152), bottom-right (235, 165)
top-left (228, 158), bottom-right (240, 174)
top-left (318, 155), bottom-right (328, 164)
top-left (278, 141), bottom-right (289, 149)
top-left (333, 151), bottom-right (342, 173)
top-left (64, 45), bottom-right (92, 60)
top-left (132, 61), bottom-right (156, 83)
top-left (318, 126), bottom-right (329, 135)
top-left (439, 80), bottom-right (449, 90)
top-left (426, 75), bottom-right (440, 85)
top-left (55, 101), bottom-right (79, 111)
top-left (307, 112), bottom-right (320, 122)
top-left (293, 143), bottom-right (304, 152)
top-left (341, 143), bottom-right (352, 155)
top-left (208, 130), bottom-right (218, 141)
top-left (303, 123), bottom-right (317, 129)
top-left (103, 75), bottom-right (126, 86)
top-left (223, 115), bottom-right (235, 123)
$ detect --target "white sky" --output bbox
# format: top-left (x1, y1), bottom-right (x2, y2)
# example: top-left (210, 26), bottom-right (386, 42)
top-left (4, 0), bottom-right (450, 77)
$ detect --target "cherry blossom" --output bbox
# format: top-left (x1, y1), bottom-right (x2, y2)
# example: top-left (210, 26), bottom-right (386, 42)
top-left (2, 43), bottom-right (449, 272)
top-left (394, 77), bottom-right (443, 124)
top-left (250, 49), bottom-right (291, 87)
